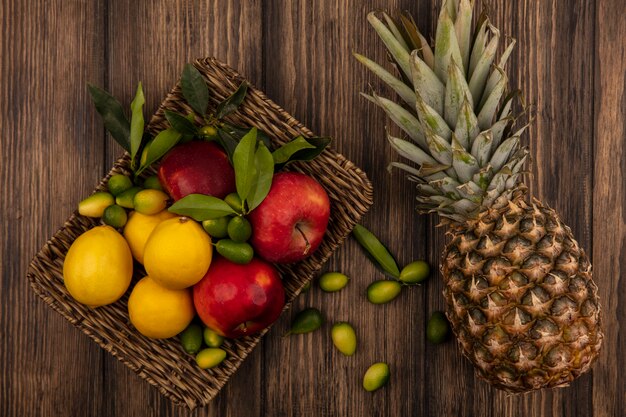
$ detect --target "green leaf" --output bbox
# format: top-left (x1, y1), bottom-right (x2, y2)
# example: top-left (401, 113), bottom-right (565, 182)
top-left (352, 224), bottom-right (401, 278)
top-left (179, 133), bottom-right (195, 144)
top-left (165, 110), bottom-right (198, 135)
top-left (363, 93), bottom-right (426, 148)
top-left (232, 127), bottom-right (258, 201)
top-left (256, 130), bottom-right (273, 150)
top-left (216, 82), bottom-right (248, 119)
top-left (367, 12), bottom-right (411, 79)
top-left (284, 136), bottom-right (330, 162)
top-left (181, 63), bottom-right (209, 115)
top-left (272, 136), bottom-right (331, 170)
top-left (136, 128), bottom-right (182, 175)
top-left (216, 128), bottom-right (240, 162)
top-left (221, 123), bottom-right (272, 149)
top-left (168, 194), bottom-right (236, 221)
top-left (353, 52), bottom-right (416, 108)
top-left (129, 82), bottom-right (145, 169)
top-left (247, 142), bottom-right (274, 211)
top-left (272, 136), bottom-right (316, 164)
top-left (87, 84), bottom-right (130, 151)
top-left (434, 7), bottom-right (464, 82)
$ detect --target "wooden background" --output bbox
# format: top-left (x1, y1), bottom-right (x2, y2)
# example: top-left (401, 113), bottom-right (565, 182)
top-left (1, 0), bottom-right (624, 416)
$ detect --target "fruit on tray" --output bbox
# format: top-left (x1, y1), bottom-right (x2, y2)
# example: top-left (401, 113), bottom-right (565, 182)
top-left (102, 204), bottom-right (128, 228)
top-left (227, 216), bottom-right (252, 242)
top-left (63, 225), bottom-right (133, 307)
top-left (224, 193), bottom-right (243, 213)
top-left (107, 174), bottom-right (133, 196)
top-left (203, 327), bottom-right (224, 348)
top-left (180, 323), bottom-right (204, 354)
top-left (157, 140), bottom-right (236, 201)
top-left (133, 189), bottom-right (169, 215)
top-left (123, 209), bottom-right (176, 264)
top-left (116, 186), bottom-right (141, 209)
top-left (142, 175), bottom-right (163, 191)
top-left (78, 192), bottom-right (114, 217)
top-left (143, 216), bottom-right (213, 289)
top-left (249, 172), bottom-right (330, 263)
top-left (193, 256), bottom-right (285, 338)
top-left (78, 64), bottom-right (330, 365)
top-left (357, 0), bottom-right (602, 392)
top-left (128, 276), bottom-right (195, 339)
top-left (214, 239), bottom-right (254, 265)
top-left (196, 348), bottom-right (227, 369)
top-left (202, 217), bottom-right (229, 238)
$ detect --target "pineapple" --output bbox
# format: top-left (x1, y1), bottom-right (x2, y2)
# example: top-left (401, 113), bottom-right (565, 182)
top-left (355, 0), bottom-right (602, 393)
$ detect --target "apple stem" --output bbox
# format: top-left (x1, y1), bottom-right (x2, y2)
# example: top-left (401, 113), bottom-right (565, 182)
top-left (295, 224), bottom-right (311, 256)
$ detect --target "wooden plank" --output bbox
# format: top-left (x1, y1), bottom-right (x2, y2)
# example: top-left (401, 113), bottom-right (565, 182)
top-left (593, 0), bottom-right (626, 415)
top-left (103, 1), bottom-right (264, 416)
top-left (1, 0), bottom-right (620, 415)
top-left (260, 1), bottom-right (431, 416)
top-left (0, 0), bottom-right (107, 416)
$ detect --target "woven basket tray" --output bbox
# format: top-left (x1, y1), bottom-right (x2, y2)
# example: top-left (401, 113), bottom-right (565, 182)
top-left (27, 57), bottom-right (373, 409)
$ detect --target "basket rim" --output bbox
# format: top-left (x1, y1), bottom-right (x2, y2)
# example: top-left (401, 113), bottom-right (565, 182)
top-left (27, 56), bottom-right (374, 409)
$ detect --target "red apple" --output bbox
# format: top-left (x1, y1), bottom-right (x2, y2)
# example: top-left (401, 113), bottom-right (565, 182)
top-left (158, 140), bottom-right (235, 200)
top-left (193, 256), bottom-right (285, 338)
top-left (248, 172), bottom-right (330, 263)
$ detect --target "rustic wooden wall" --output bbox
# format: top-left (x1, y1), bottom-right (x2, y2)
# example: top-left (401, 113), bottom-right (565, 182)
top-left (1, 0), bottom-right (624, 416)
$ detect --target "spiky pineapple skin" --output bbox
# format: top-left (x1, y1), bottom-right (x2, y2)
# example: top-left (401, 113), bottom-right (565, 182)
top-left (442, 194), bottom-right (603, 393)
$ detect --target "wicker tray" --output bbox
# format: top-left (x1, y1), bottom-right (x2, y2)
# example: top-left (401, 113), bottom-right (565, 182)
top-left (27, 57), bottom-right (373, 409)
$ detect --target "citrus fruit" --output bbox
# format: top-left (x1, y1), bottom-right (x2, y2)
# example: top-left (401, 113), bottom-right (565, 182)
top-left (215, 239), bottom-right (253, 264)
top-left (63, 225), bottom-right (133, 307)
top-left (115, 186), bottom-right (142, 209)
top-left (123, 209), bottom-right (175, 264)
top-left (133, 189), bottom-right (169, 215)
top-left (127, 276), bottom-right (195, 339)
top-left (142, 175), bottom-right (163, 191)
top-left (203, 327), bottom-right (224, 348)
top-left (319, 272), bottom-right (349, 292)
top-left (202, 217), bottom-right (230, 238)
top-left (143, 216), bottom-right (213, 289)
top-left (78, 192), bottom-right (114, 217)
top-left (224, 193), bottom-right (243, 213)
top-left (107, 174), bottom-right (133, 196)
top-left (227, 216), bottom-right (251, 242)
top-left (399, 260), bottom-right (430, 284)
top-left (102, 204), bottom-right (128, 228)
top-left (195, 348), bottom-right (226, 369)
top-left (180, 323), bottom-right (203, 354)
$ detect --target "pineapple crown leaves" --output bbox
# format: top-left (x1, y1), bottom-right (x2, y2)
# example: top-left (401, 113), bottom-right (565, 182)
top-left (356, 0), bottom-right (530, 223)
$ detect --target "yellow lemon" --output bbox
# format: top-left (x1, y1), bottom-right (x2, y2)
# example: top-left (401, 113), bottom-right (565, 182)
top-left (63, 225), bottom-right (133, 307)
top-left (123, 209), bottom-right (176, 264)
top-left (143, 216), bottom-right (212, 289)
top-left (127, 276), bottom-right (195, 339)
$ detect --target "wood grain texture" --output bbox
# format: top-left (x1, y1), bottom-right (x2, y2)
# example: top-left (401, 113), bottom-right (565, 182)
top-left (1, 0), bottom-right (624, 416)
top-left (0, 1), bottom-right (107, 416)
top-left (592, 0), bottom-right (626, 415)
